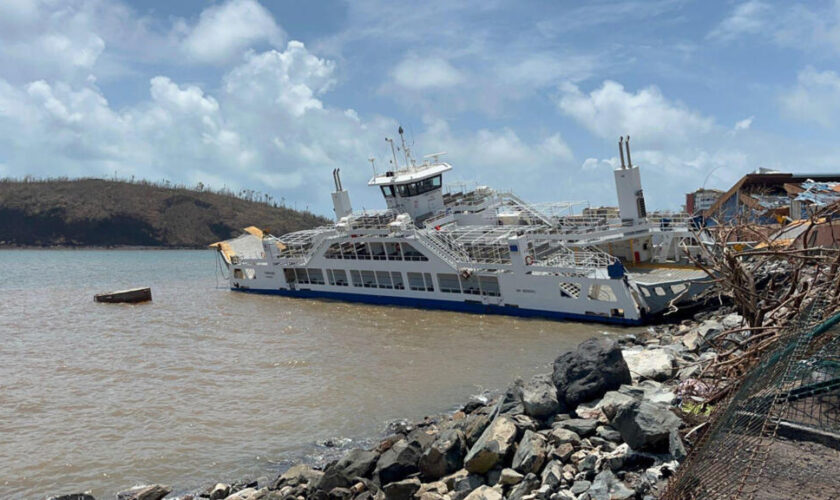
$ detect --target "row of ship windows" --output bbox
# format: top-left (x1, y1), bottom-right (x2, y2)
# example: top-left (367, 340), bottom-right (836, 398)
top-left (285, 268), bottom-right (501, 296)
top-left (324, 242), bottom-right (429, 262)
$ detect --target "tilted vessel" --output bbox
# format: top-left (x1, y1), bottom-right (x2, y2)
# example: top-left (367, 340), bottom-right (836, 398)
top-left (214, 131), bottom-right (710, 325)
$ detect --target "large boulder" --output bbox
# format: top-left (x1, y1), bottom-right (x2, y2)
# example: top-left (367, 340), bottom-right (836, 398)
top-left (463, 416), bottom-right (518, 474)
top-left (375, 439), bottom-right (423, 484)
top-left (511, 430), bottom-right (548, 475)
top-left (611, 401), bottom-right (682, 453)
top-left (520, 374), bottom-right (560, 419)
top-left (116, 485), bottom-right (171, 500)
top-left (552, 338), bottom-right (632, 408)
top-left (622, 348), bottom-right (677, 382)
top-left (317, 449), bottom-right (380, 491)
top-left (419, 429), bottom-right (467, 480)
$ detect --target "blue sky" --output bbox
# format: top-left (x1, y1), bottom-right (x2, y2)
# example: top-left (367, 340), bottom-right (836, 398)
top-left (2, 0), bottom-right (840, 216)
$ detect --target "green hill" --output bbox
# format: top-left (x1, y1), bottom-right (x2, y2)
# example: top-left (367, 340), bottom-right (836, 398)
top-left (0, 178), bottom-right (330, 247)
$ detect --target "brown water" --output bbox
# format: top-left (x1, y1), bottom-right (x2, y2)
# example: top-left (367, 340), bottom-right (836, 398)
top-left (0, 250), bottom-right (641, 499)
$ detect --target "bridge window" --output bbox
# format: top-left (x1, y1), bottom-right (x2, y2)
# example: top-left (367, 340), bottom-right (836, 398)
top-left (381, 185), bottom-right (395, 197)
top-left (438, 273), bottom-right (461, 293)
top-left (397, 175), bottom-right (442, 197)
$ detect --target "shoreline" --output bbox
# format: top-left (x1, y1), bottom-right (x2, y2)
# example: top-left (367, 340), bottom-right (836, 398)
top-left (51, 304), bottom-right (736, 500)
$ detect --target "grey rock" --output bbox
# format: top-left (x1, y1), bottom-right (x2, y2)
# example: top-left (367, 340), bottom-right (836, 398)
top-left (47, 495), bottom-right (95, 500)
top-left (622, 349), bottom-right (676, 382)
top-left (275, 464), bottom-right (324, 488)
top-left (512, 430), bottom-right (548, 474)
top-left (209, 483), bottom-right (231, 500)
top-left (375, 439), bottom-right (423, 485)
top-left (636, 380), bottom-right (676, 405)
top-left (464, 416), bottom-right (518, 474)
top-left (381, 477), bottom-right (420, 500)
top-left (578, 453), bottom-right (599, 473)
top-left (463, 414), bottom-right (492, 447)
top-left (548, 427), bottom-right (581, 447)
top-left (603, 443), bottom-right (630, 471)
top-left (223, 488), bottom-right (268, 500)
top-left (420, 429), bottom-right (467, 480)
top-left (318, 449), bottom-right (380, 491)
top-left (507, 473), bottom-right (541, 500)
top-left (541, 460), bottom-right (564, 490)
top-left (499, 467), bottom-right (524, 485)
top-left (587, 470), bottom-right (634, 500)
top-left (329, 486), bottom-right (353, 499)
top-left (116, 484), bottom-right (171, 500)
top-left (555, 418), bottom-right (598, 437)
top-left (552, 338), bottom-right (632, 409)
top-left (595, 426), bottom-right (622, 443)
top-left (612, 401), bottom-right (682, 453)
top-left (520, 374), bottom-right (561, 419)
top-left (463, 485), bottom-right (503, 500)
top-left (570, 480), bottom-right (591, 495)
top-left (552, 442), bottom-right (574, 462)
top-left (442, 468), bottom-right (485, 494)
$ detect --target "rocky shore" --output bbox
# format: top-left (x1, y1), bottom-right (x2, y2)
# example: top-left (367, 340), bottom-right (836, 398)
top-left (51, 305), bottom-right (741, 500)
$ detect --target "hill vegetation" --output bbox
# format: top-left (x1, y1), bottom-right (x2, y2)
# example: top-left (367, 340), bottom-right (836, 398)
top-left (0, 177), bottom-right (330, 247)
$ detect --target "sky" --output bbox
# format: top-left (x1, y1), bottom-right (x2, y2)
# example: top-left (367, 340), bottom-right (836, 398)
top-left (2, 0), bottom-right (840, 216)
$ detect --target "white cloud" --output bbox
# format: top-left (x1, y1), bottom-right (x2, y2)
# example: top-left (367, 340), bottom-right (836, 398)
top-left (707, 1), bottom-right (770, 41)
top-left (223, 42), bottom-right (336, 117)
top-left (181, 0), bottom-right (285, 65)
top-left (556, 80), bottom-right (714, 147)
top-left (734, 116), bottom-right (754, 131)
top-left (391, 56), bottom-right (464, 90)
top-left (780, 67), bottom-right (840, 127)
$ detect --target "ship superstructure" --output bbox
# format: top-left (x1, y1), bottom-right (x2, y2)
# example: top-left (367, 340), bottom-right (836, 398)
top-left (214, 132), bottom-right (711, 325)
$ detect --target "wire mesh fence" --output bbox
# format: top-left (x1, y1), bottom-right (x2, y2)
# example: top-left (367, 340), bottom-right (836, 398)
top-left (662, 299), bottom-right (840, 500)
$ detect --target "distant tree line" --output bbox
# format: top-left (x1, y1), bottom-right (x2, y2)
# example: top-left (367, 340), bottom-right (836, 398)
top-left (0, 174), bottom-right (313, 215)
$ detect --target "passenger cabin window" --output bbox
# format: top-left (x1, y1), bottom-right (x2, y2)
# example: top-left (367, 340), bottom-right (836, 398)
top-left (479, 276), bottom-right (501, 297)
top-left (438, 273), bottom-right (461, 293)
top-left (308, 268), bottom-right (325, 285)
top-left (375, 271), bottom-right (392, 289)
top-left (459, 274), bottom-right (481, 295)
top-left (361, 270), bottom-right (376, 288)
top-left (396, 175), bottom-right (442, 197)
top-left (391, 272), bottom-right (405, 290)
top-left (350, 270), bottom-right (362, 287)
top-left (401, 243), bottom-right (428, 261)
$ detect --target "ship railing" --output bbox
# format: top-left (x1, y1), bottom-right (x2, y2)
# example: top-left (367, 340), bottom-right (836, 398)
top-left (535, 244), bottom-right (615, 270)
top-left (414, 229), bottom-right (470, 269)
top-left (497, 191), bottom-right (555, 226)
top-left (343, 209), bottom-right (400, 230)
top-left (423, 211), bottom-right (455, 229)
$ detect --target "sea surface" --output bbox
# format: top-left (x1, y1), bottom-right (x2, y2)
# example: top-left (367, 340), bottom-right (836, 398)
top-left (0, 250), bottom-right (642, 499)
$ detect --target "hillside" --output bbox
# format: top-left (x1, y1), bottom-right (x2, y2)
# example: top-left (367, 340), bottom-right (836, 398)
top-left (0, 179), bottom-right (330, 247)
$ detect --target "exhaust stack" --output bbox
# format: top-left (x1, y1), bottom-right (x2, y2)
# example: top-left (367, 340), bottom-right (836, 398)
top-left (331, 168), bottom-right (352, 219)
top-left (625, 135), bottom-right (632, 169)
top-left (618, 137), bottom-right (626, 169)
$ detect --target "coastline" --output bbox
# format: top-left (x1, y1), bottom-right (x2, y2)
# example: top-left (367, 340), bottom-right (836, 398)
top-left (51, 303), bottom-right (735, 500)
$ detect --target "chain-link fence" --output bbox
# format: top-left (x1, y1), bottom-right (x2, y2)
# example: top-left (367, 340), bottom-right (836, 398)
top-left (662, 300), bottom-right (840, 499)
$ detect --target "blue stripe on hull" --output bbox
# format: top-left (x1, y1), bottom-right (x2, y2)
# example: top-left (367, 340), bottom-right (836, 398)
top-left (230, 287), bottom-right (643, 326)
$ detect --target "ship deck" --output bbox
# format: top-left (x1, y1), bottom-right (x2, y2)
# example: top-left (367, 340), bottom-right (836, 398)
top-left (626, 266), bottom-right (708, 285)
